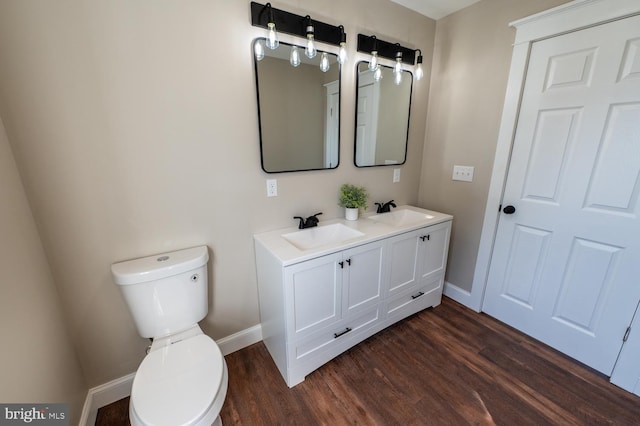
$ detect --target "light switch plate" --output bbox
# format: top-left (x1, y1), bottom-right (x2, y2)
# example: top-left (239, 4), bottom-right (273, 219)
top-left (452, 165), bottom-right (474, 182)
top-left (266, 179), bottom-right (278, 197)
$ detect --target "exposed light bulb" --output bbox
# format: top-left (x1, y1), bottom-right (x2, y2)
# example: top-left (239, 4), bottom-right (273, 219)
top-left (415, 51), bottom-right (424, 81)
top-left (266, 22), bottom-right (279, 50)
top-left (290, 45), bottom-right (301, 67)
top-left (338, 42), bottom-right (347, 65)
top-left (338, 26), bottom-right (347, 65)
top-left (305, 26), bottom-right (316, 58)
top-left (415, 62), bottom-right (424, 81)
top-left (254, 39), bottom-right (265, 61)
top-left (394, 68), bottom-right (403, 85)
top-left (373, 66), bottom-right (382, 82)
top-left (393, 50), bottom-right (403, 85)
top-left (393, 58), bottom-right (402, 75)
top-left (368, 51), bottom-right (378, 71)
top-left (320, 52), bottom-right (330, 72)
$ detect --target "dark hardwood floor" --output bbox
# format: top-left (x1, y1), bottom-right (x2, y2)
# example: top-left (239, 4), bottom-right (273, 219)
top-left (96, 298), bottom-right (640, 425)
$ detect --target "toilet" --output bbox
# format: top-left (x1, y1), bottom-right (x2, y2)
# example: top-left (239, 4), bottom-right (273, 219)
top-left (111, 246), bottom-right (228, 426)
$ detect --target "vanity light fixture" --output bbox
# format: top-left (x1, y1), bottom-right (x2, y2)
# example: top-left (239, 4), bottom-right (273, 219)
top-left (305, 16), bottom-right (317, 58)
top-left (338, 25), bottom-right (348, 65)
top-left (250, 2), bottom-right (347, 68)
top-left (357, 34), bottom-right (418, 84)
top-left (265, 3), bottom-right (279, 50)
top-left (414, 49), bottom-right (424, 81)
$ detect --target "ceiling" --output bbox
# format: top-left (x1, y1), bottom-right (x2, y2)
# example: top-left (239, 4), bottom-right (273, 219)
top-left (390, 0), bottom-right (482, 20)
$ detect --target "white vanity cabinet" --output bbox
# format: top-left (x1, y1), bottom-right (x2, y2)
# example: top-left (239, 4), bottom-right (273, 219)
top-left (257, 240), bottom-right (385, 387)
top-left (254, 207), bottom-right (452, 387)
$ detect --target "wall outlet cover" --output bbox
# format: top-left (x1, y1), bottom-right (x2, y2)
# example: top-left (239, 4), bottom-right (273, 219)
top-left (266, 179), bottom-right (278, 197)
top-left (452, 165), bottom-right (474, 182)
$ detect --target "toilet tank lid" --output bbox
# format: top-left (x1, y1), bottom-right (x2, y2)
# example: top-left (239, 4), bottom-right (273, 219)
top-left (111, 246), bottom-right (209, 286)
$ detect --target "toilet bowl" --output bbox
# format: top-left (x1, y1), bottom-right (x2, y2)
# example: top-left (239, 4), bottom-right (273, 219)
top-left (129, 327), bottom-right (228, 426)
top-left (111, 246), bottom-right (228, 426)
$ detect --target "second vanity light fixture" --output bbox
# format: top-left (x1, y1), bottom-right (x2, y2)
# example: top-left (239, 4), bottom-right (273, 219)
top-left (250, 2), bottom-right (347, 73)
top-left (357, 34), bottom-right (424, 84)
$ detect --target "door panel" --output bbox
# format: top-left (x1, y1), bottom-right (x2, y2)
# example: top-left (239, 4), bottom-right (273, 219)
top-left (483, 15), bottom-right (640, 375)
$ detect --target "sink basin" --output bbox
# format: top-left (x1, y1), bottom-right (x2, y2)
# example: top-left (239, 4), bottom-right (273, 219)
top-left (282, 223), bottom-right (365, 250)
top-left (367, 209), bottom-right (434, 227)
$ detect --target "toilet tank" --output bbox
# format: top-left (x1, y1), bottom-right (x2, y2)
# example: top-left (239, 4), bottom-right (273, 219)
top-left (111, 246), bottom-right (209, 338)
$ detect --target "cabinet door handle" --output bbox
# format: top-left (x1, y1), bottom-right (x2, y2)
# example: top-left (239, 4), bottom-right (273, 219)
top-left (333, 327), bottom-right (352, 338)
top-left (338, 261), bottom-right (344, 269)
top-left (420, 235), bottom-right (430, 241)
top-left (346, 258), bottom-right (351, 266)
top-left (411, 291), bottom-right (425, 299)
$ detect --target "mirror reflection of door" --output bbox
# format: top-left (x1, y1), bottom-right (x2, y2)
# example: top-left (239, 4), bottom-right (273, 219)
top-left (354, 61), bottom-right (412, 167)
top-left (324, 80), bottom-right (339, 168)
top-left (356, 71), bottom-right (380, 166)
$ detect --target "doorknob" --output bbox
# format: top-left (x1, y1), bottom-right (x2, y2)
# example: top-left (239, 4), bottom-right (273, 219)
top-left (502, 205), bottom-right (516, 214)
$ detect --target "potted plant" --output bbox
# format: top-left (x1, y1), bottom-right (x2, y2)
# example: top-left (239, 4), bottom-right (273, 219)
top-left (338, 184), bottom-right (368, 221)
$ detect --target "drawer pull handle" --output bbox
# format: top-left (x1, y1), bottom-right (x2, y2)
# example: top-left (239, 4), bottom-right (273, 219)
top-left (334, 327), bottom-right (352, 338)
top-left (411, 291), bottom-right (425, 300)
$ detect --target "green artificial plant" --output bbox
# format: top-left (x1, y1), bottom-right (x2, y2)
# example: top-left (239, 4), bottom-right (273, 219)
top-left (338, 184), bottom-right (368, 210)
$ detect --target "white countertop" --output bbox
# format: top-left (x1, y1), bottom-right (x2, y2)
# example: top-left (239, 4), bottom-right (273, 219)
top-left (254, 205), bottom-right (453, 266)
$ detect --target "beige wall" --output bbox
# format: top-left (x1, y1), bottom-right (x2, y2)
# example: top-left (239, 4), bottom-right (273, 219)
top-left (0, 118), bottom-right (86, 423)
top-left (418, 0), bottom-right (570, 293)
top-left (0, 0), bottom-right (435, 389)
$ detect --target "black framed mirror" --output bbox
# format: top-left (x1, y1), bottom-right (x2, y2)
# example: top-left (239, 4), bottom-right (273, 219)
top-left (254, 38), bottom-right (341, 173)
top-left (354, 61), bottom-right (412, 167)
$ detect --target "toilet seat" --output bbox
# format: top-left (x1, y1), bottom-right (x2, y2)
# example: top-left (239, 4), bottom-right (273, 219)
top-left (130, 334), bottom-right (227, 426)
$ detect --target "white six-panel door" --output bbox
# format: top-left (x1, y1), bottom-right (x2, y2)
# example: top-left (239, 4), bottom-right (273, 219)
top-left (483, 14), bottom-right (640, 375)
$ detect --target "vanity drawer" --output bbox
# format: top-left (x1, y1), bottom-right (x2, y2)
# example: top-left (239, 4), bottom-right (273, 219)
top-left (384, 276), bottom-right (443, 323)
top-left (292, 306), bottom-right (380, 362)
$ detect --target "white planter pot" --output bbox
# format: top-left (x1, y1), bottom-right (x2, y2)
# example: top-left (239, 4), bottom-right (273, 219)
top-left (345, 208), bottom-right (359, 221)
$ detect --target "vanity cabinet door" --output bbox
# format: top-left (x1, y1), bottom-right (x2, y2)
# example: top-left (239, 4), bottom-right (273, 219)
top-left (415, 221), bottom-right (450, 289)
top-left (386, 229), bottom-right (421, 297)
top-left (342, 240), bottom-right (385, 315)
top-left (285, 252), bottom-right (343, 340)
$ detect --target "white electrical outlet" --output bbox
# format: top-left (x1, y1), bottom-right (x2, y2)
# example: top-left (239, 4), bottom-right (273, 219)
top-left (452, 165), bottom-right (474, 182)
top-left (393, 168), bottom-right (401, 183)
top-left (266, 179), bottom-right (278, 197)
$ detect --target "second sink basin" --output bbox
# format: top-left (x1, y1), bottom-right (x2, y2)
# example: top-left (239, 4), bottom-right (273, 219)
top-left (282, 223), bottom-right (365, 251)
top-left (367, 208), bottom-right (435, 227)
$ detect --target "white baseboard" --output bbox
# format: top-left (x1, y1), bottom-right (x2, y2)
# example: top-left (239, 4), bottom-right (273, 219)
top-left (79, 324), bottom-right (263, 425)
top-left (217, 323), bottom-right (263, 356)
top-left (79, 372), bottom-right (135, 426)
top-left (443, 281), bottom-right (480, 312)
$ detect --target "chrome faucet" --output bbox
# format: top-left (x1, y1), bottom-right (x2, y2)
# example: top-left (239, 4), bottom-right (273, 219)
top-left (375, 200), bottom-right (397, 214)
top-left (293, 212), bottom-right (323, 229)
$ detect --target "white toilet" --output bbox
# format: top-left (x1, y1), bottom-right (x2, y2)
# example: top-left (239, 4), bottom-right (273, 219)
top-left (111, 246), bottom-right (228, 426)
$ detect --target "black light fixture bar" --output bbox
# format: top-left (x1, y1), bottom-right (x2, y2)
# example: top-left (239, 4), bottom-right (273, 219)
top-left (250, 2), bottom-right (344, 47)
top-left (357, 34), bottom-right (416, 65)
